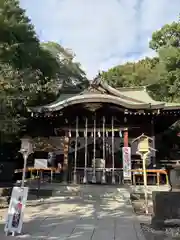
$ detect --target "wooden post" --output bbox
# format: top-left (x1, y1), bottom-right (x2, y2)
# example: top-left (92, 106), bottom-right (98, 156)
top-left (101, 116), bottom-right (106, 184)
top-left (142, 152), bottom-right (149, 214)
top-left (124, 128), bottom-right (128, 147)
top-left (111, 116), bottom-right (115, 184)
top-left (83, 117), bottom-right (88, 184)
top-left (73, 116), bottom-right (78, 184)
top-left (92, 115), bottom-right (96, 183)
top-left (157, 172), bottom-right (160, 186)
top-left (151, 116), bottom-right (156, 164)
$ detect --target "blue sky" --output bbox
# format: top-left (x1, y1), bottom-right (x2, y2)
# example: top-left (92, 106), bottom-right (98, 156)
top-left (20, 0), bottom-right (180, 78)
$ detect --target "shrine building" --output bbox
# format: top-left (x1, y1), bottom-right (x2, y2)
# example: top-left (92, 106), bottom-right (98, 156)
top-left (26, 78), bottom-right (180, 184)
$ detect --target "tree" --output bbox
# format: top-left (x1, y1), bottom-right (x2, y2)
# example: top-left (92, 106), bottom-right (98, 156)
top-left (0, 0), bottom-right (88, 140)
top-left (101, 57), bottom-right (159, 87)
top-left (41, 42), bottom-right (89, 88)
top-left (0, 0), bottom-right (61, 102)
top-left (149, 22), bottom-right (180, 51)
top-left (101, 18), bottom-right (180, 102)
top-left (0, 0), bottom-right (39, 68)
top-left (0, 63), bottom-right (34, 140)
top-left (148, 19), bottom-right (180, 102)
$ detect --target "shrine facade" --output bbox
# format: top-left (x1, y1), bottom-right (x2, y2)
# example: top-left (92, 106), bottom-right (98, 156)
top-left (27, 78), bottom-right (180, 184)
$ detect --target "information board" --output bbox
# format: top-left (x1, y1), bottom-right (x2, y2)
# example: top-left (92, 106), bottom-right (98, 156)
top-left (34, 159), bottom-right (48, 169)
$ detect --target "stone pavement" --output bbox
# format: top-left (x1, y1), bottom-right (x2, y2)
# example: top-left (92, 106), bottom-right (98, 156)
top-left (0, 186), bottom-right (145, 240)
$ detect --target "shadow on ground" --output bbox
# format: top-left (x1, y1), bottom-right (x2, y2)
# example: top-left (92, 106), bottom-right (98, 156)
top-left (0, 186), bottom-right (140, 240)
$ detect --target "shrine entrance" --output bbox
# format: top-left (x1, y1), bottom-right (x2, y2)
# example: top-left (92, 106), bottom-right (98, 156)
top-left (64, 114), bottom-right (129, 185)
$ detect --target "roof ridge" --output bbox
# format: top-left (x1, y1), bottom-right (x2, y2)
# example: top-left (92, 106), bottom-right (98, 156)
top-left (117, 86), bottom-right (147, 92)
top-left (99, 81), bottom-right (147, 104)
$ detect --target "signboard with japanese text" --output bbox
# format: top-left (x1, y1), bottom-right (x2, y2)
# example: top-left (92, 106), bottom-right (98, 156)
top-left (122, 147), bottom-right (131, 180)
top-left (4, 186), bottom-right (28, 235)
top-left (34, 159), bottom-right (48, 169)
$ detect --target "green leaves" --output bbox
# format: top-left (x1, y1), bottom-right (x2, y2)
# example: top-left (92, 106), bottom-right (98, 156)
top-left (101, 17), bottom-right (180, 103)
top-left (149, 22), bottom-right (180, 51)
top-left (41, 41), bottom-right (88, 87)
top-left (101, 57), bottom-right (158, 88)
top-left (0, 0), bottom-right (88, 140)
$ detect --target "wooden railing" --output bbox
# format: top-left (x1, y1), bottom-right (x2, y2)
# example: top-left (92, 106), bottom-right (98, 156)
top-left (14, 168), bottom-right (169, 186)
top-left (131, 169), bottom-right (169, 186)
top-left (14, 167), bottom-right (57, 183)
top-left (14, 167), bottom-right (57, 173)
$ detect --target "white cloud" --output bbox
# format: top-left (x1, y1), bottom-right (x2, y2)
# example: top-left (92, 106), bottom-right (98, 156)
top-left (20, 0), bottom-right (180, 78)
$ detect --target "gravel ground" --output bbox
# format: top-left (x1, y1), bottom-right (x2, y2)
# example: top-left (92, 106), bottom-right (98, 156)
top-left (132, 199), bottom-right (180, 240)
top-left (141, 223), bottom-right (180, 240)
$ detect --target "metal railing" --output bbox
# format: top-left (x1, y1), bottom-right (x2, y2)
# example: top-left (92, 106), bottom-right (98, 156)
top-left (14, 167), bottom-right (56, 184)
top-left (131, 169), bottom-right (169, 186)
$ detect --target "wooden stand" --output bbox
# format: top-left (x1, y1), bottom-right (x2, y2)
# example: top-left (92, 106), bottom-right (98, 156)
top-left (142, 152), bottom-right (149, 214)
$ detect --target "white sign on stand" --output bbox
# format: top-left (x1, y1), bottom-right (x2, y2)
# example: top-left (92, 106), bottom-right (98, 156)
top-left (122, 147), bottom-right (131, 180)
top-left (34, 159), bottom-right (48, 169)
top-left (4, 186), bottom-right (28, 236)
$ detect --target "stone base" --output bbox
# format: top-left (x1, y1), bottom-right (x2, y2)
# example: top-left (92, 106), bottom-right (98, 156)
top-left (123, 179), bottom-right (131, 185)
top-left (151, 216), bottom-right (164, 229)
top-left (151, 191), bottom-right (180, 229)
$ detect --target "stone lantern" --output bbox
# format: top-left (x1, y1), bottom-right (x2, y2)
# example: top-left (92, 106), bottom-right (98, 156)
top-left (132, 134), bottom-right (156, 214)
top-left (169, 161), bottom-right (180, 191)
top-left (20, 136), bottom-right (34, 187)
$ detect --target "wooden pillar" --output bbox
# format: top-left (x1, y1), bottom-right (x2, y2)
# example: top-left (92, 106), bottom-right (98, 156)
top-left (124, 128), bottom-right (128, 147)
top-left (151, 116), bottom-right (156, 166)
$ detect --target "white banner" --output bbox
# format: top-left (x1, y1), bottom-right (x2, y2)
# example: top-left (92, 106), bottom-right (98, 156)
top-left (122, 147), bottom-right (131, 180)
top-left (4, 186), bottom-right (28, 235)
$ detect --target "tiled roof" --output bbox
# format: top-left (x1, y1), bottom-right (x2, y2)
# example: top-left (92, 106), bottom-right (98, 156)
top-left (30, 79), bottom-right (180, 112)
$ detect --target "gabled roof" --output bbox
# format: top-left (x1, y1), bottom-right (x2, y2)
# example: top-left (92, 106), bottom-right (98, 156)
top-left (31, 78), bottom-right (180, 113)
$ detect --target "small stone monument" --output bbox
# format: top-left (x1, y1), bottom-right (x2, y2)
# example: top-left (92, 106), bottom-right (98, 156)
top-left (152, 162), bottom-right (180, 229)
